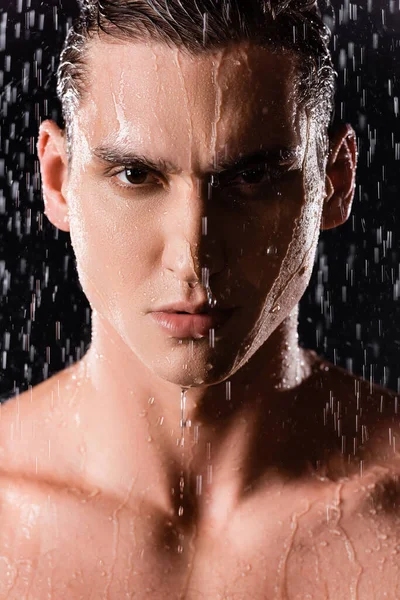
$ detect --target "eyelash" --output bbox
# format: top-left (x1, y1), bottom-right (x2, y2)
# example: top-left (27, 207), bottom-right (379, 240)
top-left (220, 166), bottom-right (283, 188)
top-left (112, 168), bottom-right (162, 189)
top-left (109, 164), bottom-right (284, 191)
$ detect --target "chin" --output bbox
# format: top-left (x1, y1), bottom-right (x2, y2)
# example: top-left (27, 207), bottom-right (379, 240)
top-left (148, 349), bottom-right (238, 389)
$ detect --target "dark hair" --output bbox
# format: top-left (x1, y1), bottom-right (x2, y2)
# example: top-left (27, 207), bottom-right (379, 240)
top-left (57, 0), bottom-right (336, 158)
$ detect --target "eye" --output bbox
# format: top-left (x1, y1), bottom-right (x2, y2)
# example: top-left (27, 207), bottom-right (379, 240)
top-left (218, 164), bottom-right (279, 188)
top-left (237, 166), bottom-right (269, 185)
top-left (115, 167), bottom-right (160, 187)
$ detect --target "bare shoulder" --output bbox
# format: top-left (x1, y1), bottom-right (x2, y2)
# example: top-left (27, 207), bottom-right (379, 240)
top-left (0, 362), bottom-right (85, 485)
top-left (0, 371), bottom-right (78, 598)
top-left (304, 353), bottom-right (400, 509)
top-left (0, 365), bottom-right (103, 597)
top-left (312, 355), bottom-right (398, 446)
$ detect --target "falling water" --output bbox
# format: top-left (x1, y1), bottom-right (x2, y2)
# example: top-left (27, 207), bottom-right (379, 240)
top-left (0, 0), bottom-right (396, 395)
top-left (176, 279), bottom-right (216, 554)
top-left (177, 386), bottom-right (188, 554)
top-left (1, 2), bottom-right (400, 598)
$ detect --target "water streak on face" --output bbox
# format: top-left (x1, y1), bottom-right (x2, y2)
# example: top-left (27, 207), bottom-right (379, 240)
top-left (65, 40), bottom-right (326, 388)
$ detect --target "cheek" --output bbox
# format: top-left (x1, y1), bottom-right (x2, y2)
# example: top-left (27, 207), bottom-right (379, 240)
top-left (235, 176), bottom-right (307, 288)
top-left (67, 180), bottom-right (150, 317)
top-left (238, 174), bottom-right (323, 312)
top-left (268, 186), bottom-right (323, 311)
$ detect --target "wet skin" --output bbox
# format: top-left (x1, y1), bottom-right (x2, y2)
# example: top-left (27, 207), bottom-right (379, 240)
top-left (0, 357), bottom-right (400, 599)
top-left (0, 39), bottom-right (396, 598)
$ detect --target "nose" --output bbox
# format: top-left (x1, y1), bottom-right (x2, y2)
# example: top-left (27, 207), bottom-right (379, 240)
top-left (161, 177), bottom-right (225, 286)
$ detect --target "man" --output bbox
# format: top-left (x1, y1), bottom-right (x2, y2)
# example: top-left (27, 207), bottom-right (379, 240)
top-left (0, 0), bottom-right (398, 598)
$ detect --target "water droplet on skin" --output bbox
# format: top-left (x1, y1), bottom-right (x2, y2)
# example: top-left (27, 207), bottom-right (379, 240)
top-left (271, 304), bottom-right (281, 314)
top-left (207, 285), bottom-right (217, 308)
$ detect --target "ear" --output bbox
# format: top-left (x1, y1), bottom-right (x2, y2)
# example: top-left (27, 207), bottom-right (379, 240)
top-left (37, 120), bottom-right (70, 233)
top-left (320, 123), bottom-right (357, 231)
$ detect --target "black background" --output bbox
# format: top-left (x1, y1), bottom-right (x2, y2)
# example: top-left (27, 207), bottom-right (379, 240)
top-left (0, 0), bottom-right (399, 398)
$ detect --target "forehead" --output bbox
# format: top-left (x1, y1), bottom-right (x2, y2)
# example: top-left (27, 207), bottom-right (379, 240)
top-left (75, 40), bottom-right (307, 170)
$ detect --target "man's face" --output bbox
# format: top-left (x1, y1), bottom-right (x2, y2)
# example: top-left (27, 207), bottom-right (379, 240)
top-left (64, 40), bottom-right (326, 387)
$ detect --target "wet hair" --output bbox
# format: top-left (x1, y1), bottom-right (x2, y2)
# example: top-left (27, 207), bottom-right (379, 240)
top-left (57, 0), bottom-right (336, 160)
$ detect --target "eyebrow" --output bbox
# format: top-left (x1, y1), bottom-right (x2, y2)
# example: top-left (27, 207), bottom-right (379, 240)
top-left (91, 145), bottom-right (299, 175)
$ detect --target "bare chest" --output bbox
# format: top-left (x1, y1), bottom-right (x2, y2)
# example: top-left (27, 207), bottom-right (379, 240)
top-left (2, 482), bottom-right (400, 600)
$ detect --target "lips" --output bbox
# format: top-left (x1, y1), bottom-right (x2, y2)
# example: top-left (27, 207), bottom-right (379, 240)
top-left (150, 308), bottom-right (236, 338)
top-left (152, 301), bottom-right (214, 314)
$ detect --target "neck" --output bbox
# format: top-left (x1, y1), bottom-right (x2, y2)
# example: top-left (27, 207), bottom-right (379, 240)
top-left (66, 305), bottom-right (315, 516)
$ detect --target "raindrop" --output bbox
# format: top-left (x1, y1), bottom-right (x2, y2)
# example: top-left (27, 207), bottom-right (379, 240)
top-left (209, 327), bottom-right (215, 348)
top-left (196, 474), bottom-right (202, 496)
top-left (177, 387), bottom-right (188, 553)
